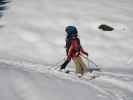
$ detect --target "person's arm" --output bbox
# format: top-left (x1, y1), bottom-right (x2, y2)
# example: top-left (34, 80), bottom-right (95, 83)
top-left (80, 47), bottom-right (88, 56)
top-left (76, 37), bottom-right (88, 56)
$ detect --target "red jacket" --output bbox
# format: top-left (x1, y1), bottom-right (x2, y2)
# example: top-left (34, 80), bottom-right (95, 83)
top-left (67, 36), bottom-right (88, 60)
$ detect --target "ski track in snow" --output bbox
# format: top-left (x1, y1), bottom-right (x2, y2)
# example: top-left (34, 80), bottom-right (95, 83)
top-left (0, 59), bottom-right (133, 100)
top-left (93, 76), bottom-right (133, 100)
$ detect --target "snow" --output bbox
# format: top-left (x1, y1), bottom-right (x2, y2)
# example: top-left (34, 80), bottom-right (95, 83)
top-left (0, 0), bottom-right (133, 100)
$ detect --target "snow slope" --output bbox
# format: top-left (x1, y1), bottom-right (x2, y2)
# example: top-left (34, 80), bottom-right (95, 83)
top-left (0, 0), bottom-right (133, 100)
top-left (0, 62), bottom-right (110, 100)
top-left (0, 59), bottom-right (133, 100)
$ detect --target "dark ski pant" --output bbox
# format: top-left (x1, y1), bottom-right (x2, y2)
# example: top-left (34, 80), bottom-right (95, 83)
top-left (60, 59), bottom-right (70, 70)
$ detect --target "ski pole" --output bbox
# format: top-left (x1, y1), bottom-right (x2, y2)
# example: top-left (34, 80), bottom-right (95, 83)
top-left (48, 57), bottom-right (66, 70)
top-left (81, 55), bottom-right (98, 67)
top-left (81, 55), bottom-right (102, 72)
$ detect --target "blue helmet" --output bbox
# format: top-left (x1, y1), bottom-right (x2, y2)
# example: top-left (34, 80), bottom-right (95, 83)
top-left (65, 26), bottom-right (78, 36)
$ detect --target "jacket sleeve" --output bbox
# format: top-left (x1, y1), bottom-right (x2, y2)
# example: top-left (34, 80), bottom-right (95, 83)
top-left (80, 47), bottom-right (88, 56)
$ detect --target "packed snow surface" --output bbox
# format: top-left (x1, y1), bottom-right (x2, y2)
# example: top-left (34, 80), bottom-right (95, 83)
top-left (0, 0), bottom-right (133, 100)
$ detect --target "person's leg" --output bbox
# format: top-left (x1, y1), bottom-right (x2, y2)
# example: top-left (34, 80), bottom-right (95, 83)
top-left (73, 57), bottom-right (83, 75)
top-left (78, 56), bottom-right (88, 73)
top-left (60, 59), bottom-right (70, 70)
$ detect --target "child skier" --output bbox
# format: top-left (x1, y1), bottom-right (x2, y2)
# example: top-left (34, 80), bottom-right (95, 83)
top-left (60, 26), bottom-right (89, 75)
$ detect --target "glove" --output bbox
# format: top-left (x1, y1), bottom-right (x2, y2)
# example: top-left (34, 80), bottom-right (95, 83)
top-left (84, 52), bottom-right (88, 56)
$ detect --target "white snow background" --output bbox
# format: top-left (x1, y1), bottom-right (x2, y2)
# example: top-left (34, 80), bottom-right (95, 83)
top-left (0, 0), bottom-right (133, 100)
